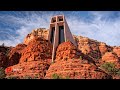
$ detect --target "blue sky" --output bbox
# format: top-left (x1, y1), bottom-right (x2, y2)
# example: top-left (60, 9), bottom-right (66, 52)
top-left (0, 11), bottom-right (120, 46)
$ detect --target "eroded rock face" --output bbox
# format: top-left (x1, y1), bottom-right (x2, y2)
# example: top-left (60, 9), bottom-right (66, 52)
top-left (55, 41), bottom-right (84, 61)
top-left (73, 35), bottom-right (101, 59)
top-left (24, 28), bottom-right (49, 45)
top-left (5, 37), bottom-right (52, 79)
top-left (113, 47), bottom-right (120, 57)
top-left (3, 28), bottom-right (120, 79)
top-left (7, 44), bottom-right (27, 66)
top-left (19, 37), bottom-right (52, 63)
top-left (45, 59), bottom-right (112, 79)
top-left (5, 60), bottom-right (51, 79)
top-left (99, 43), bottom-right (113, 56)
top-left (102, 52), bottom-right (119, 63)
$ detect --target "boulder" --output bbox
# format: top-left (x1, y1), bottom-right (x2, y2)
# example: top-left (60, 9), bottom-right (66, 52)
top-left (102, 52), bottom-right (119, 63)
top-left (24, 28), bottom-right (49, 45)
top-left (19, 37), bottom-right (52, 63)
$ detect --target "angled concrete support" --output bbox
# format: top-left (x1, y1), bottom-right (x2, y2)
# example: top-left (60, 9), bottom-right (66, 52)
top-left (48, 15), bottom-right (77, 63)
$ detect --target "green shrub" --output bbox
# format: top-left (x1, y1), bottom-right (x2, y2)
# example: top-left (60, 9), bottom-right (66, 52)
top-left (65, 76), bottom-right (70, 79)
top-left (52, 73), bottom-right (60, 79)
top-left (100, 62), bottom-right (120, 75)
top-left (52, 73), bottom-right (70, 79)
top-left (116, 70), bottom-right (120, 75)
top-left (79, 56), bottom-right (83, 60)
top-left (23, 75), bottom-right (32, 79)
top-left (34, 74), bottom-right (39, 79)
top-left (0, 67), bottom-right (6, 79)
top-left (52, 73), bottom-right (63, 79)
top-left (6, 76), bottom-right (19, 79)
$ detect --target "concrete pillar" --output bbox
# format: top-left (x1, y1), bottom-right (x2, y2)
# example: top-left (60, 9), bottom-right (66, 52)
top-left (48, 15), bottom-right (77, 63)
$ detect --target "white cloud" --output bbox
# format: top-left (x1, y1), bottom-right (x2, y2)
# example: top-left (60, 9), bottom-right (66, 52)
top-left (0, 11), bottom-right (120, 47)
top-left (67, 12), bottom-right (120, 46)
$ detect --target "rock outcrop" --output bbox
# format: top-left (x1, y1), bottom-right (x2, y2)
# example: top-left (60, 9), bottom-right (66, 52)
top-left (7, 44), bottom-right (27, 66)
top-left (113, 46), bottom-right (120, 57)
top-left (24, 28), bottom-right (49, 45)
top-left (55, 41), bottom-right (84, 61)
top-left (99, 43), bottom-right (113, 56)
top-left (2, 28), bottom-right (120, 79)
top-left (73, 35), bottom-right (102, 60)
top-left (19, 37), bottom-right (52, 63)
top-left (5, 60), bottom-right (51, 79)
top-left (5, 37), bottom-right (53, 79)
top-left (45, 41), bottom-right (111, 79)
top-left (102, 52), bottom-right (119, 63)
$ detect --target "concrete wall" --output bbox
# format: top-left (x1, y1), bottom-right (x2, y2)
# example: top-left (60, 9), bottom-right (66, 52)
top-left (64, 17), bottom-right (77, 47)
top-left (52, 23), bottom-right (59, 62)
top-left (48, 15), bottom-right (77, 62)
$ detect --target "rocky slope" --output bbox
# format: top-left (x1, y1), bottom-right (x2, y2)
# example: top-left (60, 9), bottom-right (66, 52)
top-left (5, 36), bottom-right (53, 79)
top-left (0, 28), bottom-right (120, 79)
top-left (45, 41), bottom-right (112, 79)
top-left (45, 59), bottom-right (112, 79)
top-left (7, 44), bottom-right (27, 66)
top-left (20, 37), bottom-right (52, 63)
top-left (5, 60), bottom-right (51, 79)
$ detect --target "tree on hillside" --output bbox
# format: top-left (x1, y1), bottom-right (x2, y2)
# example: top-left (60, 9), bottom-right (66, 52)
top-left (1, 43), bottom-right (4, 47)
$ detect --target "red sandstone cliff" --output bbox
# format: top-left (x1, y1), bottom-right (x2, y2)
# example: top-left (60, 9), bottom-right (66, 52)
top-left (5, 37), bottom-right (52, 79)
top-left (45, 41), bottom-right (111, 79)
top-left (23, 28), bottom-right (49, 45)
top-left (0, 28), bottom-right (120, 79)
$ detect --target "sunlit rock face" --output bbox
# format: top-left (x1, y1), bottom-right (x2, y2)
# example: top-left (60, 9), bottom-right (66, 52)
top-left (23, 28), bottom-right (49, 45)
top-left (20, 37), bottom-right (52, 63)
top-left (2, 27), bottom-right (120, 79)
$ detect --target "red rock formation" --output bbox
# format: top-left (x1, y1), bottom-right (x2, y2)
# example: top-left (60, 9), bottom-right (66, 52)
top-left (99, 43), bottom-right (113, 56)
top-left (24, 34), bottom-right (35, 45)
top-left (55, 41), bottom-right (84, 61)
top-left (5, 37), bottom-right (52, 79)
top-left (3, 28), bottom-right (120, 79)
top-left (102, 52), bottom-right (119, 63)
top-left (73, 35), bottom-right (101, 59)
top-left (113, 46), bottom-right (120, 57)
top-left (7, 44), bottom-right (27, 66)
top-left (45, 59), bottom-right (112, 79)
top-left (99, 43), bottom-right (108, 55)
top-left (19, 37), bottom-right (52, 63)
top-left (45, 41), bottom-right (111, 79)
top-left (5, 60), bottom-right (51, 79)
top-left (24, 28), bottom-right (49, 45)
